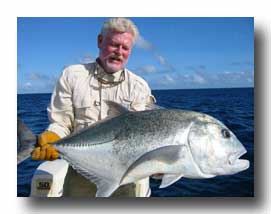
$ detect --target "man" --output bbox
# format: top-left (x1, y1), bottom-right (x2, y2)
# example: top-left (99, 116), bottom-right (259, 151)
top-left (31, 17), bottom-right (156, 197)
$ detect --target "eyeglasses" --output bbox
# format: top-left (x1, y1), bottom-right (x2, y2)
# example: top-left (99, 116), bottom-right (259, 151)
top-left (94, 63), bottom-right (125, 86)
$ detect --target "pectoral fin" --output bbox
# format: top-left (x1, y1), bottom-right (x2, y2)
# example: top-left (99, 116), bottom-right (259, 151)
top-left (120, 145), bottom-right (186, 185)
top-left (159, 174), bottom-right (183, 188)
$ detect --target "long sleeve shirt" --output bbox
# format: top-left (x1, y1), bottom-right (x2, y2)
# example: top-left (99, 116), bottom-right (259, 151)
top-left (47, 62), bottom-right (156, 138)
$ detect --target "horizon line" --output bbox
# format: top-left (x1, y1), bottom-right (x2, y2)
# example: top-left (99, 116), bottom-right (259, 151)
top-left (17, 86), bottom-right (254, 95)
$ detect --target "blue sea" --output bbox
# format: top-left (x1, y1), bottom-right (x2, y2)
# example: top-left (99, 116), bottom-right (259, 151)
top-left (17, 88), bottom-right (254, 197)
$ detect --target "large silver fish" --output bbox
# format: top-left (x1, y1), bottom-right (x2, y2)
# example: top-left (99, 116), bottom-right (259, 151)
top-left (17, 102), bottom-right (249, 197)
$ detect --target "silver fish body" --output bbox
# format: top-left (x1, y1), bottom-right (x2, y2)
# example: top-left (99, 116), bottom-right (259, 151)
top-left (51, 108), bottom-right (249, 197)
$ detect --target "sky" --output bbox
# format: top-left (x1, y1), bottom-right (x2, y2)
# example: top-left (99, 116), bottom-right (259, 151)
top-left (17, 17), bottom-right (254, 94)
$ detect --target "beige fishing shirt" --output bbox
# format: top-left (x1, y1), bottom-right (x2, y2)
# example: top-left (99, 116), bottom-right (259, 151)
top-left (47, 61), bottom-right (156, 137)
top-left (46, 61), bottom-right (155, 197)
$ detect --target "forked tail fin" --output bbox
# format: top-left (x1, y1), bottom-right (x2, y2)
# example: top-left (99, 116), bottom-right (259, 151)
top-left (17, 117), bottom-right (37, 164)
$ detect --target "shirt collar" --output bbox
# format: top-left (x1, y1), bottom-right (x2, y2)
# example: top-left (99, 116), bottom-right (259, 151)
top-left (94, 58), bottom-right (125, 85)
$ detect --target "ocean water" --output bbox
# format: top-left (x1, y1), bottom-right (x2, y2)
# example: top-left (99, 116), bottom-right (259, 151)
top-left (17, 88), bottom-right (254, 197)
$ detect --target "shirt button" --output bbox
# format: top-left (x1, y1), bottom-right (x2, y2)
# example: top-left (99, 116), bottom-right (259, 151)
top-left (94, 100), bottom-right (101, 106)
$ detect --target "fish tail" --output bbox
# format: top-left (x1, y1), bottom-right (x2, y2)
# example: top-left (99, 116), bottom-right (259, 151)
top-left (17, 117), bottom-right (37, 164)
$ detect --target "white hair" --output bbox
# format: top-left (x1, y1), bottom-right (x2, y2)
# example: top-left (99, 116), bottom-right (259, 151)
top-left (100, 17), bottom-right (139, 43)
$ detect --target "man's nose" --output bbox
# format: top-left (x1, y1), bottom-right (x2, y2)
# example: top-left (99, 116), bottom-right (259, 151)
top-left (114, 46), bottom-right (123, 55)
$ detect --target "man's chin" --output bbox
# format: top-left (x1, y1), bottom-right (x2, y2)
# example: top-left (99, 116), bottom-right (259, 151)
top-left (104, 63), bottom-right (124, 73)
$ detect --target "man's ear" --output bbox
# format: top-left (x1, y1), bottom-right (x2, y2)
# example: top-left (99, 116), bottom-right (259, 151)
top-left (97, 34), bottom-right (103, 48)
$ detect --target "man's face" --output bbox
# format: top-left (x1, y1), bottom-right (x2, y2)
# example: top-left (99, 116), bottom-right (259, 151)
top-left (98, 31), bottom-right (134, 73)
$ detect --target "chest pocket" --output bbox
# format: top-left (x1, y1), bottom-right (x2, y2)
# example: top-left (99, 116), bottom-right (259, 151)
top-left (73, 93), bottom-right (92, 108)
top-left (72, 87), bottom-right (99, 128)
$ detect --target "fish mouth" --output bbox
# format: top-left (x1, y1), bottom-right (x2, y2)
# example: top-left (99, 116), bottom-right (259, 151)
top-left (228, 149), bottom-right (250, 171)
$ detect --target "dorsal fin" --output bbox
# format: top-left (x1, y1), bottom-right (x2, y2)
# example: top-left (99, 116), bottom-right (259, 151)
top-left (104, 100), bottom-right (165, 114)
top-left (145, 103), bottom-right (165, 110)
top-left (104, 100), bottom-right (130, 115)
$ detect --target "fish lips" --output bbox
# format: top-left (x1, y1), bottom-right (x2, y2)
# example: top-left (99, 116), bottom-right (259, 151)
top-left (228, 149), bottom-right (250, 172)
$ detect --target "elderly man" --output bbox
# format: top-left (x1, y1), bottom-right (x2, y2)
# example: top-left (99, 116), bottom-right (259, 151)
top-left (31, 17), bottom-right (156, 197)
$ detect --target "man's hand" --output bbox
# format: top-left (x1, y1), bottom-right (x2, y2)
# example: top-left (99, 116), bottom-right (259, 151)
top-left (31, 131), bottom-right (60, 161)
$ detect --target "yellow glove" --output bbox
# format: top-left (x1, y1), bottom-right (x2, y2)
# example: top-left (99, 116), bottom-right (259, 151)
top-left (31, 131), bottom-right (60, 161)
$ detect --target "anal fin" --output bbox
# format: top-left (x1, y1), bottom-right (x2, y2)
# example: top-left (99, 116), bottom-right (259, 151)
top-left (96, 181), bottom-right (119, 197)
top-left (159, 174), bottom-right (183, 188)
top-left (60, 154), bottom-right (119, 197)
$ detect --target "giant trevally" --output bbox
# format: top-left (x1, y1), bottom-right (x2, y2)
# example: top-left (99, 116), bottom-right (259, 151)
top-left (17, 102), bottom-right (249, 197)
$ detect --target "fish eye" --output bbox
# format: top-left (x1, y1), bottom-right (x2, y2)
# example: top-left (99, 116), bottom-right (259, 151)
top-left (221, 129), bottom-right (231, 138)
